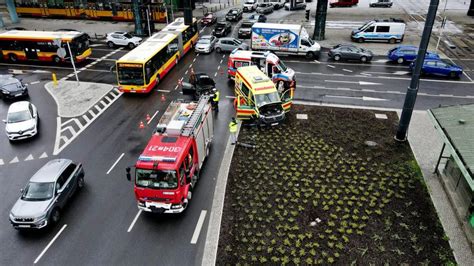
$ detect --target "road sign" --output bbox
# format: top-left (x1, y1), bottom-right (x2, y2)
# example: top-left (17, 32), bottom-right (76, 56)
top-left (57, 47), bottom-right (66, 59)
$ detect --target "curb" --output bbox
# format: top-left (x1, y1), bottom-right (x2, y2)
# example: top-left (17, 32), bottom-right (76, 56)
top-left (201, 121), bottom-right (241, 266)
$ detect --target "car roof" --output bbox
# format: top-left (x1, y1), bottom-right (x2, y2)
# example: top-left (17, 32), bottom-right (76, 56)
top-left (219, 37), bottom-right (236, 41)
top-left (8, 101), bottom-right (30, 112)
top-left (0, 75), bottom-right (20, 87)
top-left (396, 45), bottom-right (417, 50)
top-left (30, 159), bottom-right (72, 183)
top-left (199, 35), bottom-right (213, 39)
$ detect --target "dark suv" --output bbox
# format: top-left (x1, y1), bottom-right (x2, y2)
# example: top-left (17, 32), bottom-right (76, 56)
top-left (0, 75), bottom-right (28, 100)
top-left (226, 8), bottom-right (243, 21)
top-left (213, 20), bottom-right (232, 37)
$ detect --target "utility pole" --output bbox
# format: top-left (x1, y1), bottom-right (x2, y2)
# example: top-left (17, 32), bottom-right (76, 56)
top-left (395, 0), bottom-right (440, 141)
top-left (468, 0), bottom-right (474, 16)
top-left (183, 0), bottom-right (192, 26)
top-left (132, 0), bottom-right (143, 36)
top-left (5, 0), bottom-right (19, 23)
top-left (314, 0), bottom-right (328, 40)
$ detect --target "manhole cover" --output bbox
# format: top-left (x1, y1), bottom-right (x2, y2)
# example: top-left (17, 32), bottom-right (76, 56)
top-left (296, 114), bottom-right (308, 120)
top-left (375, 113), bottom-right (388, 119)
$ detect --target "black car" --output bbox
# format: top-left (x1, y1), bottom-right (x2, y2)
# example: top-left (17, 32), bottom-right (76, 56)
top-left (213, 21), bottom-right (232, 37)
top-left (238, 20), bottom-right (255, 38)
top-left (0, 75), bottom-right (28, 100)
top-left (226, 8), bottom-right (243, 21)
top-left (181, 73), bottom-right (216, 100)
top-left (248, 14), bottom-right (267, 23)
top-left (328, 44), bottom-right (374, 63)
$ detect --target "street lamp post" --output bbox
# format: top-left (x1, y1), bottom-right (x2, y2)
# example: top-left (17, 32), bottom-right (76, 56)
top-left (435, 0), bottom-right (449, 52)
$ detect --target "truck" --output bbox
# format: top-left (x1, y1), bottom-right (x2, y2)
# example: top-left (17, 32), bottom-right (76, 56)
top-left (126, 95), bottom-right (214, 214)
top-left (251, 23), bottom-right (321, 59)
top-left (227, 50), bottom-right (295, 92)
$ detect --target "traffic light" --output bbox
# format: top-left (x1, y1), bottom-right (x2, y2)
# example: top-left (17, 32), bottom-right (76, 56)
top-left (305, 9), bottom-right (310, 21)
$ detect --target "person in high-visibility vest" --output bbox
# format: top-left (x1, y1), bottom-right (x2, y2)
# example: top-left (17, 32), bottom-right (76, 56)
top-left (211, 88), bottom-right (219, 112)
top-left (229, 117), bottom-right (238, 145)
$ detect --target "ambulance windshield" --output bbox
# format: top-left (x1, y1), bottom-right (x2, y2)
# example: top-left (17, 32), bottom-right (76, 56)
top-left (135, 169), bottom-right (178, 189)
top-left (255, 91), bottom-right (280, 107)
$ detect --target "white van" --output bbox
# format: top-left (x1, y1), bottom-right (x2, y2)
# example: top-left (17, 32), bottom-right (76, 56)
top-left (351, 18), bottom-right (405, 44)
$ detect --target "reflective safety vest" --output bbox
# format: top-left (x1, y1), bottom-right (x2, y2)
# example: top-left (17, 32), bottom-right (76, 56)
top-left (213, 91), bottom-right (220, 102)
top-left (229, 121), bottom-right (238, 133)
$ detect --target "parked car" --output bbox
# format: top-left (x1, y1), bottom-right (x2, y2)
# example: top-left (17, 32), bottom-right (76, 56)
top-left (201, 12), bottom-right (217, 26)
top-left (226, 8), bottom-right (243, 21)
top-left (0, 75), bottom-right (28, 100)
top-left (269, 1), bottom-right (285, 10)
top-left (284, 2), bottom-right (307, 10)
top-left (9, 159), bottom-right (85, 230)
top-left (212, 20), bottom-right (232, 37)
top-left (238, 20), bottom-right (255, 38)
top-left (387, 45), bottom-right (440, 64)
top-left (330, 0), bottom-right (359, 8)
top-left (243, 0), bottom-right (258, 12)
top-left (328, 44), bottom-right (373, 63)
top-left (248, 14), bottom-right (267, 23)
top-left (410, 59), bottom-right (463, 79)
top-left (195, 35), bottom-right (218, 54)
top-left (257, 3), bottom-right (274, 14)
top-left (3, 101), bottom-right (38, 141)
top-left (369, 0), bottom-right (393, 8)
top-left (215, 37), bottom-right (249, 53)
top-left (106, 31), bottom-right (142, 49)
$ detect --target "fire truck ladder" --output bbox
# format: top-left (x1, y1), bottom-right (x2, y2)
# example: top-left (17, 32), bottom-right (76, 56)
top-left (181, 95), bottom-right (211, 137)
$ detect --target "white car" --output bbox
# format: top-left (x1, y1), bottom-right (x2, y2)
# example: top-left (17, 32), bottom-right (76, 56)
top-left (195, 35), bottom-right (218, 54)
top-left (3, 101), bottom-right (39, 141)
top-left (243, 0), bottom-right (257, 12)
top-left (106, 31), bottom-right (142, 49)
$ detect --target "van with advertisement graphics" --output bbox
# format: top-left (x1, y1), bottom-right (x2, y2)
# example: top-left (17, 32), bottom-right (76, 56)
top-left (228, 50), bottom-right (295, 92)
top-left (234, 66), bottom-right (293, 126)
top-left (351, 18), bottom-right (405, 44)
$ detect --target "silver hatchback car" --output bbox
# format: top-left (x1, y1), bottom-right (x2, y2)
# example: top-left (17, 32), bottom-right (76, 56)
top-left (9, 159), bottom-right (85, 230)
top-left (214, 38), bottom-right (249, 53)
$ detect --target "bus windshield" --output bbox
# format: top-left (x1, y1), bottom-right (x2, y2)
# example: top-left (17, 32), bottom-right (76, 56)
top-left (118, 66), bottom-right (144, 85)
top-left (255, 91), bottom-right (280, 107)
top-left (71, 33), bottom-right (90, 55)
top-left (135, 169), bottom-right (178, 189)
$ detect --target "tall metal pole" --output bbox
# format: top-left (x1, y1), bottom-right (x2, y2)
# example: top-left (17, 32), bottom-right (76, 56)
top-left (314, 0), bottom-right (328, 41)
top-left (5, 0), bottom-right (19, 23)
top-left (146, 7), bottom-right (151, 36)
top-left (132, 0), bottom-right (143, 36)
top-left (435, 0), bottom-right (448, 52)
top-left (395, 0), bottom-right (440, 141)
top-left (66, 42), bottom-right (80, 85)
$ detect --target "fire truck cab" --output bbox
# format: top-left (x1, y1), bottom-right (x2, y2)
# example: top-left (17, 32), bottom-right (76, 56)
top-left (126, 96), bottom-right (213, 214)
top-left (234, 65), bottom-right (293, 126)
top-left (228, 50), bottom-right (295, 92)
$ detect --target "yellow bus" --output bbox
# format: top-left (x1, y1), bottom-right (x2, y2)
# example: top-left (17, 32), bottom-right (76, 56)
top-left (234, 66), bottom-right (293, 126)
top-left (116, 18), bottom-right (198, 93)
top-left (0, 30), bottom-right (91, 63)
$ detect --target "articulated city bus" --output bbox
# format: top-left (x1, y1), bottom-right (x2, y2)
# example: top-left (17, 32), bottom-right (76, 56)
top-left (116, 18), bottom-right (198, 93)
top-left (0, 30), bottom-right (91, 63)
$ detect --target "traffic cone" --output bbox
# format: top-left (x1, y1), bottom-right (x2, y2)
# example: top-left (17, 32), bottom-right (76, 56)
top-left (139, 121), bottom-right (145, 129)
top-left (161, 94), bottom-right (165, 102)
top-left (146, 114), bottom-right (151, 122)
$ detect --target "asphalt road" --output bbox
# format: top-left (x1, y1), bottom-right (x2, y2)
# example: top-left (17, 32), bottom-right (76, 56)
top-left (1, 5), bottom-right (474, 266)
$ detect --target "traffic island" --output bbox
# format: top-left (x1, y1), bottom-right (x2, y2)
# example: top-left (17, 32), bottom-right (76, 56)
top-left (215, 105), bottom-right (455, 264)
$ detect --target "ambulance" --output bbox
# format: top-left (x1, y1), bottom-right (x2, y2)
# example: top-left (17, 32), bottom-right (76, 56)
top-left (234, 65), bottom-right (293, 126)
top-left (228, 50), bottom-right (295, 92)
top-left (126, 95), bottom-right (213, 214)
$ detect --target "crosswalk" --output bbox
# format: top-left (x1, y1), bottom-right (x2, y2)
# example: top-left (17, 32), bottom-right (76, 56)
top-left (53, 87), bottom-right (123, 155)
top-left (278, 19), bottom-right (363, 29)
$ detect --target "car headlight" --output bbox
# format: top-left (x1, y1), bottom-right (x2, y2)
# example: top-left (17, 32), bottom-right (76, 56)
top-left (9, 213), bottom-right (15, 221)
top-left (35, 214), bottom-right (47, 222)
top-left (2, 90), bottom-right (10, 94)
top-left (26, 125), bottom-right (36, 132)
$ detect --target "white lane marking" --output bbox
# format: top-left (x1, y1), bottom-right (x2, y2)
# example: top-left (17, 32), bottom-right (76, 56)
top-left (217, 65), bottom-right (221, 70)
top-left (30, 81), bottom-right (41, 85)
top-left (188, 64), bottom-right (193, 69)
top-left (0, 159), bottom-right (4, 165)
top-left (222, 54), bottom-right (225, 59)
top-left (25, 154), bottom-right (34, 161)
top-left (174, 85), bottom-right (179, 90)
top-left (214, 72), bottom-right (218, 77)
top-left (342, 69), bottom-right (353, 73)
top-left (327, 65), bottom-right (336, 68)
top-left (128, 210), bottom-right (142, 233)
top-left (225, 95), bottom-right (236, 99)
top-left (314, 59), bottom-right (321, 63)
top-left (156, 89), bottom-right (170, 93)
top-left (34, 224), bottom-right (67, 264)
top-left (190, 210), bottom-right (207, 244)
top-left (220, 59), bottom-right (223, 64)
top-left (106, 153), bottom-right (125, 175)
top-left (185, 70), bottom-right (189, 75)
top-left (147, 110), bottom-right (159, 125)
top-left (10, 156), bottom-right (19, 164)
top-left (193, 58), bottom-right (197, 63)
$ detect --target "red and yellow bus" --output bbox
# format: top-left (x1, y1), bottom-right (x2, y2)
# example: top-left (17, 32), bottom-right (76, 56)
top-left (116, 18), bottom-right (198, 93)
top-left (0, 30), bottom-right (91, 63)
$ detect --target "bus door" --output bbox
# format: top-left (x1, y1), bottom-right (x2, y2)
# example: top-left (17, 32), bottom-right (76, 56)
top-left (24, 46), bottom-right (38, 60)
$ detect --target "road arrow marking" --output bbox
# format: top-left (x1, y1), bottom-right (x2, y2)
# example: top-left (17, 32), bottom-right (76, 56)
top-left (32, 70), bottom-right (51, 73)
top-left (325, 80), bottom-right (382, 86)
top-left (362, 96), bottom-right (389, 101)
top-left (325, 95), bottom-right (388, 101)
top-left (39, 152), bottom-right (48, 159)
top-left (359, 81), bottom-right (383, 85)
top-left (89, 44), bottom-right (103, 47)
top-left (10, 156), bottom-right (19, 164)
top-left (25, 154), bottom-right (34, 161)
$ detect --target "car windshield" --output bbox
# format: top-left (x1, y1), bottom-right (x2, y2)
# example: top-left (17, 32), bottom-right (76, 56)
top-left (233, 39), bottom-right (242, 45)
top-left (135, 169), bottom-right (178, 189)
top-left (198, 38), bottom-right (211, 44)
top-left (118, 66), bottom-right (144, 85)
top-left (245, 0), bottom-right (254, 4)
top-left (199, 77), bottom-right (215, 86)
top-left (1, 83), bottom-right (22, 91)
top-left (231, 10), bottom-right (238, 14)
top-left (258, 4), bottom-right (266, 7)
top-left (277, 60), bottom-right (288, 72)
top-left (241, 22), bottom-right (253, 28)
top-left (255, 91), bottom-right (281, 107)
top-left (7, 110), bottom-right (31, 123)
top-left (217, 23), bottom-right (226, 27)
top-left (124, 33), bottom-right (133, 39)
top-left (21, 182), bottom-right (54, 201)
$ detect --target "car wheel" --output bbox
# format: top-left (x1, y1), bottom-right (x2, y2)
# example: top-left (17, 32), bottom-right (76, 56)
top-left (389, 38), bottom-right (397, 44)
top-left (77, 175), bottom-right (85, 189)
top-left (216, 47), bottom-right (222, 53)
top-left (334, 54), bottom-right (341, 61)
top-left (9, 54), bottom-right (18, 62)
top-left (107, 41), bottom-right (115, 48)
top-left (52, 56), bottom-right (61, 64)
top-left (397, 57), bottom-right (405, 64)
top-left (357, 37), bottom-right (364, 43)
top-left (360, 56), bottom-right (368, 63)
top-left (305, 51), bottom-right (315, 59)
top-left (449, 71), bottom-right (458, 79)
top-left (50, 208), bottom-right (61, 224)
top-left (128, 43), bottom-right (135, 49)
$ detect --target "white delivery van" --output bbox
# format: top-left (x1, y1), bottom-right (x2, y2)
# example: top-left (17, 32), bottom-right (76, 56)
top-left (351, 18), bottom-right (405, 44)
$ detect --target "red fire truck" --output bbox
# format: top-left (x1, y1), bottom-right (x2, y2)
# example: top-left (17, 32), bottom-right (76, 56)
top-left (126, 95), bottom-right (214, 214)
